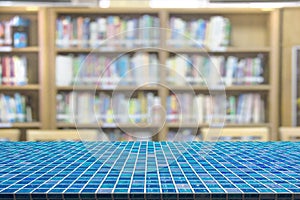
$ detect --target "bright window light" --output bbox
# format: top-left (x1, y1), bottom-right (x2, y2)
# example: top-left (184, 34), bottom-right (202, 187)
top-left (99, 0), bottom-right (110, 8)
top-left (150, 0), bottom-right (208, 8)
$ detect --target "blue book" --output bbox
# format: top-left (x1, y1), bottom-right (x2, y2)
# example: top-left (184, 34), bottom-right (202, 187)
top-left (14, 93), bottom-right (25, 122)
top-left (11, 16), bottom-right (30, 48)
top-left (56, 18), bottom-right (63, 47)
top-left (117, 55), bottom-right (129, 83)
top-left (196, 19), bottom-right (206, 47)
top-left (4, 95), bottom-right (15, 123)
top-left (82, 17), bottom-right (91, 48)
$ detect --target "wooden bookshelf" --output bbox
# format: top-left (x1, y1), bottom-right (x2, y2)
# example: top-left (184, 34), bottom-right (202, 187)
top-left (46, 7), bottom-right (279, 141)
top-left (0, 84), bottom-right (40, 90)
top-left (167, 47), bottom-right (271, 54)
top-left (0, 7), bottom-right (48, 135)
top-left (56, 122), bottom-right (99, 128)
top-left (167, 122), bottom-right (270, 128)
top-left (281, 7), bottom-right (300, 127)
top-left (55, 47), bottom-right (159, 53)
top-left (57, 122), bottom-right (160, 129)
top-left (8, 122), bottom-right (41, 128)
top-left (57, 85), bottom-right (160, 91)
top-left (0, 46), bottom-right (39, 52)
top-left (168, 85), bottom-right (270, 91)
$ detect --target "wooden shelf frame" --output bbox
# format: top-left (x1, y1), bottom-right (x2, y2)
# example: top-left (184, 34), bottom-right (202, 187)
top-left (0, 7), bottom-right (48, 130)
top-left (0, 84), bottom-right (40, 90)
top-left (280, 7), bottom-right (300, 128)
top-left (0, 46), bottom-right (39, 53)
top-left (45, 7), bottom-right (279, 141)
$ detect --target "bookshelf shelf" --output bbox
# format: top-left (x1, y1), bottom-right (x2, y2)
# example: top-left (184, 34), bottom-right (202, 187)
top-left (57, 123), bottom-right (98, 128)
top-left (225, 85), bottom-right (270, 91)
top-left (0, 122), bottom-right (41, 129)
top-left (168, 85), bottom-right (270, 91)
top-left (167, 47), bottom-right (271, 54)
top-left (57, 122), bottom-right (160, 129)
top-left (57, 85), bottom-right (160, 91)
top-left (12, 122), bottom-right (42, 128)
top-left (56, 48), bottom-right (127, 53)
top-left (104, 123), bottom-right (160, 129)
top-left (58, 122), bottom-right (271, 129)
top-left (167, 122), bottom-right (270, 128)
top-left (167, 123), bottom-right (202, 128)
top-left (48, 7), bottom-right (279, 141)
top-left (224, 123), bottom-right (271, 127)
top-left (56, 47), bottom-right (160, 54)
top-left (0, 85), bottom-right (40, 90)
top-left (0, 46), bottom-right (39, 53)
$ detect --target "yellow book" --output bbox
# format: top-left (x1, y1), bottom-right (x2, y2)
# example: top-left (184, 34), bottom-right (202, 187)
top-left (138, 92), bottom-right (146, 122)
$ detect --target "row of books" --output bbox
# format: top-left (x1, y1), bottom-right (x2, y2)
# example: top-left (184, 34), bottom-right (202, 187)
top-left (166, 93), bottom-right (265, 124)
top-left (56, 53), bottom-right (264, 87)
top-left (0, 56), bottom-right (28, 85)
top-left (57, 91), bottom-right (265, 125)
top-left (56, 53), bottom-right (159, 87)
top-left (56, 15), bottom-right (160, 48)
top-left (56, 92), bottom-right (162, 124)
top-left (0, 93), bottom-right (32, 123)
top-left (167, 16), bottom-right (231, 50)
top-left (166, 54), bottom-right (264, 86)
top-left (0, 16), bottom-right (30, 48)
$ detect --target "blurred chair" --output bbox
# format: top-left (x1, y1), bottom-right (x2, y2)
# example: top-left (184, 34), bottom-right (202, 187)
top-left (26, 129), bottom-right (99, 141)
top-left (0, 129), bottom-right (21, 141)
top-left (201, 127), bottom-right (269, 141)
top-left (279, 127), bottom-right (300, 141)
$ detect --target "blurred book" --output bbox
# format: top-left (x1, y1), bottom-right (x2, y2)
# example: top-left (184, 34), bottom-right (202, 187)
top-left (0, 16), bottom-right (30, 48)
top-left (55, 53), bottom-right (159, 87)
top-left (166, 92), bottom-right (265, 124)
top-left (167, 15), bottom-right (231, 50)
top-left (166, 54), bottom-right (264, 86)
top-left (56, 91), bottom-right (162, 125)
top-left (0, 93), bottom-right (32, 123)
top-left (0, 55), bottom-right (27, 85)
top-left (56, 14), bottom-right (160, 48)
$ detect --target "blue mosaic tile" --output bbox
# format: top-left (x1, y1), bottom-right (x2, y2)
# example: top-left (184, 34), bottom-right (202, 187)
top-left (0, 141), bottom-right (299, 200)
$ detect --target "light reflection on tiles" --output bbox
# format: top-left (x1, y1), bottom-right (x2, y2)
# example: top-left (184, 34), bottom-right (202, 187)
top-left (0, 141), bottom-right (299, 200)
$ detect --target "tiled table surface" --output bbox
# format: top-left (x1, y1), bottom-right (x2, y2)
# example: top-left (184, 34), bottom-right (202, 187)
top-left (0, 141), bottom-right (299, 200)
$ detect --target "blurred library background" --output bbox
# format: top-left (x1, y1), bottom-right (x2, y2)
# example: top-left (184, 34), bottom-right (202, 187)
top-left (0, 0), bottom-right (300, 142)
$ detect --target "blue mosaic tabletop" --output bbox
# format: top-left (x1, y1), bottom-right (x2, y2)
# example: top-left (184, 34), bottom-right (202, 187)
top-left (0, 142), bottom-right (299, 200)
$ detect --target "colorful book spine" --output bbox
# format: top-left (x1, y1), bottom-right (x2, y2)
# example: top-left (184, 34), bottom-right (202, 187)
top-left (56, 53), bottom-right (159, 87)
top-left (56, 91), bottom-right (161, 125)
top-left (166, 54), bottom-right (264, 86)
top-left (0, 16), bottom-right (30, 48)
top-left (56, 15), bottom-right (160, 48)
top-left (0, 93), bottom-right (32, 123)
top-left (166, 93), bottom-right (265, 124)
top-left (0, 55), bottom-right (27, 86)
top-left (168, 15), bottom-right (231, 50)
